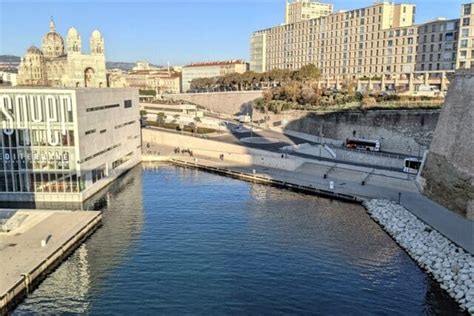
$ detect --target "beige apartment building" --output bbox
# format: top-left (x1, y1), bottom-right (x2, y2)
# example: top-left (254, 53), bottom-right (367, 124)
top-left (457, 3), bottom-right (474, 69)
top-left (251, 1), bottom-right (474, 92)
top-left (285, 0), bottom-right (333, 24)
top-left (181, 60), bottom-right (248, 93)
top-left (252, 2), bottom-right (415, 79)
top-left (416, 18), bottom-right (459, 72)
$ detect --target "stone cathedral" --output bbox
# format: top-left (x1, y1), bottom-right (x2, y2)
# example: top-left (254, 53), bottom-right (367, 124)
top-left (17, 19), bottom-right (107, 88)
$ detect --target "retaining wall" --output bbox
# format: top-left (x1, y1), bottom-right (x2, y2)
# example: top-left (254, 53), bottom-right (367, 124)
top-left (164, 91), bottom-right (263, 116)
top-left (258, 109), bottom-right (440, 155)
top-left (142, 128), bottom-right (302, 171)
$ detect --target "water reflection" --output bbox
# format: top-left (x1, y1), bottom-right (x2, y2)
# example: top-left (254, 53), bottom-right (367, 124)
top-left (14, 164), bottom-right (465, 315)
top-left (14, 166), bottom-right (144, 315)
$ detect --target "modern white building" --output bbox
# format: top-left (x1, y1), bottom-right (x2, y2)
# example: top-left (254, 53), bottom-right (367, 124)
top-left (181, 60), bottom-right (248, 93)
top-left (0, 87), bottom-right (141, 205)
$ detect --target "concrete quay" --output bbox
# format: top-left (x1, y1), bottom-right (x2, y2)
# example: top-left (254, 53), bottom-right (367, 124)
top-left (0, 210), bottom-right (102, 314)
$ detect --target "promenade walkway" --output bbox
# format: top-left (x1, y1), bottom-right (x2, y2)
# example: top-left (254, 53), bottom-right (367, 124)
top-left (167, 154), bottom-right (474, 254)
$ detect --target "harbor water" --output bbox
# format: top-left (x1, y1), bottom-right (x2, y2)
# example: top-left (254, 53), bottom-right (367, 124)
top-left (14, 164), bottom-right (465, 315)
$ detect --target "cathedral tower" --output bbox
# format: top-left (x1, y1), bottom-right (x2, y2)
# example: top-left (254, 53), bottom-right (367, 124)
top-left (90, 30), bottom-right (105, 55)
top-left (67, 27), bottom-right (81, 54)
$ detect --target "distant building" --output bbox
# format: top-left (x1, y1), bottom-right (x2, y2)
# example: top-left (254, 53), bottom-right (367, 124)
top-left (0, 71), bottom-right (17, 86)
top-left (181, 60), bottom-right (249, 93)
top-left (457, 3), bottom-right (474, 69)
top-left (285, 0), bottom-right (333, 24)
top-left (17, 19), bottom-right (106, 88)
top-left (0, 87), bottom-right (141, 204)
top-left (132, 61), bottom-right (160, 72)
top-left (122, 70), bottom-right (181, 94)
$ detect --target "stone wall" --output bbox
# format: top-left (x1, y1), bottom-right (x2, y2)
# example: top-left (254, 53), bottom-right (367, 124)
top-left (142, 128), bottom-right (303, 171)
top-left (258, 109), bottom-right (440, 155)
top-left (164, 91), bottom-right (263, 116)
top-left (420, 70), bottom-right (474, 220)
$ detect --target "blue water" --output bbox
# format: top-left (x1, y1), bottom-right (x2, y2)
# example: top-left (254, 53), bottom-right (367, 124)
top-left (14, 164), bottom-right (464, 315)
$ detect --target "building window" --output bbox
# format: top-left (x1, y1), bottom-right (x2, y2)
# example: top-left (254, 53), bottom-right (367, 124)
top-left (124, 100), bottom-right (132, 108)
top-left (100, 129), bottom-right (107, 134)
top-left (463, 18), bottom-right (471, 26)
top-left (464, 4), bottom-right (472, 16)
top-left (462, 28), bottom-right (470, 37)
top-left (461, 40), bottom-right (469, 48)
top-left (85, 129), bottom-right (96, 135)
top-left (86, 104), bottom-right (120, 112)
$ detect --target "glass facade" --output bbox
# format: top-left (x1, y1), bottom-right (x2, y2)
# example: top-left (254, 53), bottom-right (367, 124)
top-left (0, 92), bottom-right (84, 195)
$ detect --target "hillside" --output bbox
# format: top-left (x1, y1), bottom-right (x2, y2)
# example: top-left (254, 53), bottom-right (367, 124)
top-left (0, 55), bottom-right (21, 63)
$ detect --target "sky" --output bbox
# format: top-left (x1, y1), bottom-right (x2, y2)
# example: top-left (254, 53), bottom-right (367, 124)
top-left (0, 0), bottom-right (468, 66)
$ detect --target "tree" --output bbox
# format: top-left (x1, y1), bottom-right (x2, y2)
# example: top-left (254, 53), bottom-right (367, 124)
top-left (156, 112), bottom-right (166, 125)
top-left (140, 110), bottom-right (147, 116)
top-left (292, 64), bottom-right (321, 86)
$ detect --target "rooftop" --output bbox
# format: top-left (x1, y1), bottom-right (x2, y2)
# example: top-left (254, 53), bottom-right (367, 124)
top-left (184, 60), bottom-right (247, 68)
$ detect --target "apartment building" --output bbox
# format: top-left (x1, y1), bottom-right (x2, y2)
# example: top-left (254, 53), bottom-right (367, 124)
top-left (250, 31), bottom-right (267, 72)
top-left (0, 87), bottom-right (141, 205)
top-left (285, 0), bottom-right (333, 24)
top-left (250, 1), bottom-right (474, 87)
top-left (252, 2), bottom-right (415, 79)
top-left (181, 60), bottom-right (248, 93)
top-left (457, 3), bottom-right (474, 69)
top-left (415, 19), bottom-right (459, 72)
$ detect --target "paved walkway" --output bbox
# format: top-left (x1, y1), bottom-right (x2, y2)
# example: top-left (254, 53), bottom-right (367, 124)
top-left (170, 155), bottom-right (474, 254)
top-left (0, 210), bottom-right (101, 298)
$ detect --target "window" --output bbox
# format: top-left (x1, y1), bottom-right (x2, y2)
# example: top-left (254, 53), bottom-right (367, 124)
top-left (124, 100), bottom-right (132, 108)
top-left (461, 39), bottom-right (469, 48)
top-left (85, 129), bottom-right (96, 135)
top-left (463, 18), bottom-right (471, 26)
top-left (462, 29), bottom-right (470, 37)
top-left (100, 129), bottom-right (106, 134)
top-left (86, 104), bottom-right (120, 112)
top-left (464, 4), bottom-right (472, 16)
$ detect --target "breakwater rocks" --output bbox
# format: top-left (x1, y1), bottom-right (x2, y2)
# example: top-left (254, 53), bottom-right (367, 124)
top-left (364, 200), bottom-right (474, 314)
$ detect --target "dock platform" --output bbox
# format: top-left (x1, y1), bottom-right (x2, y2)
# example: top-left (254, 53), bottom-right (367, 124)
top-left (0, 209), bottom-right (102, 314)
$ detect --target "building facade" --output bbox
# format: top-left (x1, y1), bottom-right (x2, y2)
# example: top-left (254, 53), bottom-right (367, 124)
top-left (181, 60), bottom-right (249, 93)
top-left (285, 0), bottom-right (333, 24)
top-left (416, 18), bottom-right (459, 72)
top-left (251, 2), bottom-right (415, 77)
top-left (0, 87), bottom-right (141, 205)
top-left (17, 19), bottom-right (107, 88)
top-left (0, 72), bottom-right (17, 86)
top-left (457, 3), bottom-right (474, 69)
top-left (250, 1), bottom-right (474, 90)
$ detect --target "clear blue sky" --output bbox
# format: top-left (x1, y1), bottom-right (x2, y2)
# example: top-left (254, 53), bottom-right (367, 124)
top-left (0, 0), bottom-right (467, 65)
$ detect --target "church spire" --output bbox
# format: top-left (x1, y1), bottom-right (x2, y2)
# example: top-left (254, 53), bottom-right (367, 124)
top-left (49, 17), bottom-right (55, 32)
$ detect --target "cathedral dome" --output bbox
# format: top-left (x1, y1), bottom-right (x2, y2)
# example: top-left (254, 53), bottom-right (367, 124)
top-left (26, 46), bottom-right (43, 55)
top-left (42, 18), bottom-right (65, 58)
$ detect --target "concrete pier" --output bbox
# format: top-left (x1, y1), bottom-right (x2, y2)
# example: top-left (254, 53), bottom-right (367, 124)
top-left (0, 210), bottom-right (102, 314)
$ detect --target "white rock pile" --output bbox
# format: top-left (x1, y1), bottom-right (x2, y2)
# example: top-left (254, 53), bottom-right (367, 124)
top-left (364, 199), bottom-right (474, 314)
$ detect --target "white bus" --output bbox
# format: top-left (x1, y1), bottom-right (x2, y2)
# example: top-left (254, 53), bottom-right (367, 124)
top-left (403, 158), bottom-right (422, 174)
top-left (345, 138), bottom-right (381, 152)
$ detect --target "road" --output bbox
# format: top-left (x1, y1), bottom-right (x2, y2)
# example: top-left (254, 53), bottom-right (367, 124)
top-left (211, 123), bottom-right (408, 172)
